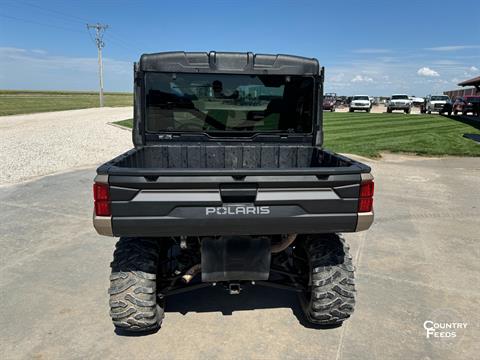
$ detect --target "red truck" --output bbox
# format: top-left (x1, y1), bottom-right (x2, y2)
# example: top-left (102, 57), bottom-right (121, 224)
top-left (453, 96), bottom-right (480, 116)
top-left (323, 93), bottom-right (337, 112)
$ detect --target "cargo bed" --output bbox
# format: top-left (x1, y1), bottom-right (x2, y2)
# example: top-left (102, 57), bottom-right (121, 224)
top-left (94, 145), bottom-right (372, 237)
top-left (97, 145), bottom-right (370, 176)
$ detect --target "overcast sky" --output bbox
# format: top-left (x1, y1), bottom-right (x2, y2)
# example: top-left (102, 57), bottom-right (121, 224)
top-left (0, 0), bottom-right (479, 96)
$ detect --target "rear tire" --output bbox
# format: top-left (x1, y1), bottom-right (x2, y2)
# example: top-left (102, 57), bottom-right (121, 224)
top-left (109, 237), bottom-right (164, 333)
top-left (299, 234), bottom-right (356, 325)
top-left (387, 108), bottom-right (392, 113)
top-left (349, 108), bottom-right (354, 112)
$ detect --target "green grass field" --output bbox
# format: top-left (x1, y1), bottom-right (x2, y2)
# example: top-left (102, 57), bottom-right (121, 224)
top-left (114, 112), bottom-right (480, 157)
top-left (0, 90), bottom-right (133, 116)
top-left (324, 112), bottom-right (480, 157)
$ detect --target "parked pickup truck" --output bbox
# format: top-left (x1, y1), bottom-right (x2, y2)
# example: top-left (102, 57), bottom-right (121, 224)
top-left (425, 95), bottom-right (452, 115)
top-left (349, 95), bottom-right (372, 112)
top-left (387, 94), bottom-right (412, 113)
top-left (323, 93), bottom-right (337, 111)
top-left (93, 51), bottom-right (374, 333)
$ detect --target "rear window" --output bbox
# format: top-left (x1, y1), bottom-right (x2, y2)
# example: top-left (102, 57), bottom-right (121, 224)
top-left (145, 73), bottom-right (314, 133)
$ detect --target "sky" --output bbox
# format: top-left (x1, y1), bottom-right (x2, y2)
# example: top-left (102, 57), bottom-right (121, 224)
top-left (0, 0), bottom-right (479, 96)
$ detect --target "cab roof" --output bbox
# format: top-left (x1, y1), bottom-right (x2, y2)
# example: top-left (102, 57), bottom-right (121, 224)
top-left (139, 51), bottom-right (320, 75)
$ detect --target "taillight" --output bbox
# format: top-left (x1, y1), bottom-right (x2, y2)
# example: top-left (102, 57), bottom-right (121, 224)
top-left (93, 182), bottom-right (111, 216)
top-left (359, 180), bottom-right (374, 198)
top-left (358, 179), bottom-right (374, 212)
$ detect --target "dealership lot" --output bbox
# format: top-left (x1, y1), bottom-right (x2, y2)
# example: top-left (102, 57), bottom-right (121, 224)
top-left (1, 152), bottom-right (479, 359)
top-left (335, 104), bottom-right (422, 114)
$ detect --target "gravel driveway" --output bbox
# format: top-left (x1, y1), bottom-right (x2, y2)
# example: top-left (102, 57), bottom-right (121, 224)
top-left (0, 107), bottom-right (133, 185)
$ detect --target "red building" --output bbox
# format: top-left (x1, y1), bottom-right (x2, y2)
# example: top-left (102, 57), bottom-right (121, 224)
top-left (444, 75), bottom-right (480, 99)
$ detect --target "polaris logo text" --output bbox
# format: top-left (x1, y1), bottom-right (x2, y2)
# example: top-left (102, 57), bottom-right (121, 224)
top-left (206, 206), bottom-right (270, 216)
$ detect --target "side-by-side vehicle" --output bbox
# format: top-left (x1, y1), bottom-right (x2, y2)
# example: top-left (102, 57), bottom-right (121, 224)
top-left (93, 51), bottom-right (374, 333)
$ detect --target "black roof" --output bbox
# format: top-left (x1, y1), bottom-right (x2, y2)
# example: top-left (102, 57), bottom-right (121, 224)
top-left (458, 75), bottom-right (480, 87)
top-left (139, 51), bottom-right (320, 75)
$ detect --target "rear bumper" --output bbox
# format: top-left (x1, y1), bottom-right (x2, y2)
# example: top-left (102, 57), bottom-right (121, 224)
top-left (93, 213), bottom-right (113, 236)
top-left (94, 211), bottom-right (374, 237)
top-left (113, 213), bottom-right (357, 236)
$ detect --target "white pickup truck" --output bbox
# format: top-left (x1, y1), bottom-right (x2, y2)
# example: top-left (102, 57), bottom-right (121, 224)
top-left (387, 94), bottom-right (412, 114)
top-left (349, 95), bottom-right (372, 112)
top-left (425, 95), bottom-right (452, 115)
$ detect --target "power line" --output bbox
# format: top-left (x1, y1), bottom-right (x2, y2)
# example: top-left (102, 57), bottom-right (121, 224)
top-left (103, 34), bottom-right (132, 51)
top-left (3, 0), bottom-right (143, 53)
top-left (87, 23), bottom-right (109, 107)
top-left (106, 31), bottom-right (137, 50)
top-left (17, 0), bottom-right (89, 24)
top-left (108, 30), bottom-right (142, 48)
top-left (0, 13), bottom-right (84, 34)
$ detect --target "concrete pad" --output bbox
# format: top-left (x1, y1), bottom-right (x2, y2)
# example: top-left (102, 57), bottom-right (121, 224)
top-left (1, 155), bottom-right (479, 359)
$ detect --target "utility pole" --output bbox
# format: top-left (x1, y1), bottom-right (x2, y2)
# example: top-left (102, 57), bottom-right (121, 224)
top-left (87, 23), bottom-right (109, 107)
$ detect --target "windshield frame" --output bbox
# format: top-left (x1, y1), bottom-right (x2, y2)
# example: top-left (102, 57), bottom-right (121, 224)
top-left (142, 72), bottom-right (317, 136)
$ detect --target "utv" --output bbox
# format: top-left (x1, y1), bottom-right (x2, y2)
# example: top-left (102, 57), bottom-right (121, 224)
top-left (93, 51), bottom-right (374, 333)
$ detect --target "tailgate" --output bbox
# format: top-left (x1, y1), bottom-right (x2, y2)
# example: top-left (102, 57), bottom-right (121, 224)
top-left (105, 173), bottom-right (364, 237)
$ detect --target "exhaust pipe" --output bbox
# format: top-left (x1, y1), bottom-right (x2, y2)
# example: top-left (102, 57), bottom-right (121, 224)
top-left (271, 234), bottom-right (297, 253)
top-left (182, 263), bottom-right (201, 284)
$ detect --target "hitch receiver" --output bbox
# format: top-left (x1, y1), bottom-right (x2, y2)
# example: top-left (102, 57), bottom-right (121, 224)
top-left (228, 283), bottom-right (241, 295)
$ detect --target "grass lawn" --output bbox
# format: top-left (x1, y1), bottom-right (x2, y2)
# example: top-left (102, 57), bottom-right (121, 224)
top-left (324, 112), bottom-right (480, 157)
top-left (113, 112), bottom-right (480, 157)
top-left (0, 90), bottom-right (133, 116)
top-left (113, 119), bottom-right (135, 128)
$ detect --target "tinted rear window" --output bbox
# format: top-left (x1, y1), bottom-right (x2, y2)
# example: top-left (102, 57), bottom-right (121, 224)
top-left (145, 73), bottom-right (314, 133)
